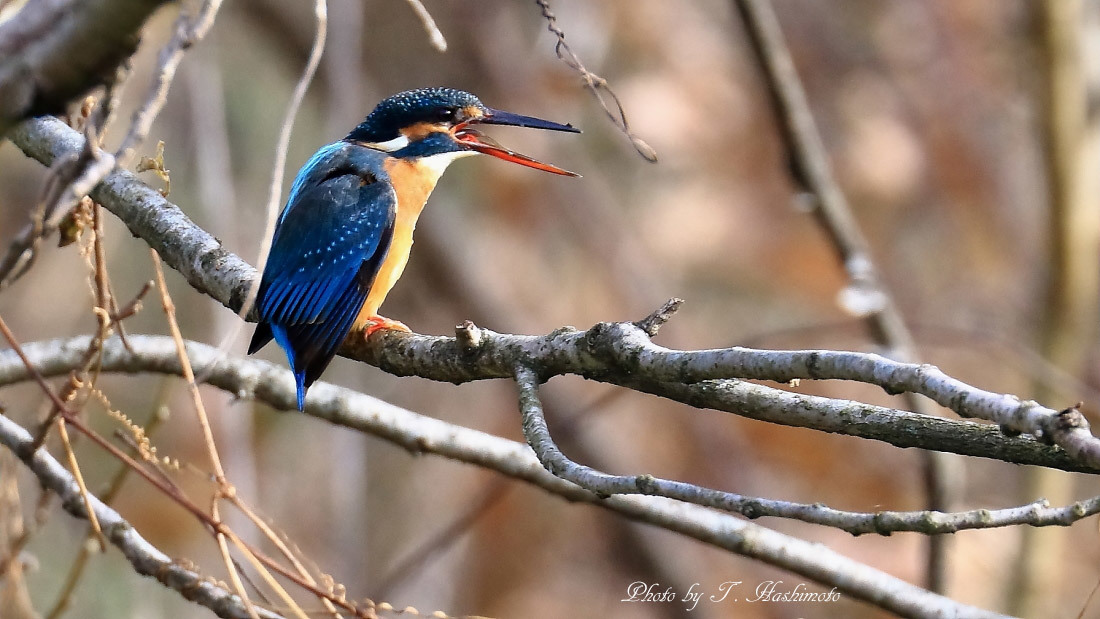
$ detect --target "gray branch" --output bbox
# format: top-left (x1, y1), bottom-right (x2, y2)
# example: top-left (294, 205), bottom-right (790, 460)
top-left (9, 116), bottom-right (256, 314)
top-left (6, 115), bottom-right (1100, 475)
top-left (730, 0), bottom-right (957, 588)
top-left (4, 338), bottom-right (1095, 537)
top-left (0, 413), bottom-right (283, 619)
top-left (358, 324), bottom-right (1098, 472)
top-left (0, 0), bottom-right (169, 137)
top-left (512, 365), bottom-right (1100, 534)
top-left (0, 335), bottom-right (1008, 618)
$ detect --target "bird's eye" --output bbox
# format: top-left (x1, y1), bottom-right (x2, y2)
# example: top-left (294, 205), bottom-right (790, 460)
top-left (437, 108), bottom-right (457, 122)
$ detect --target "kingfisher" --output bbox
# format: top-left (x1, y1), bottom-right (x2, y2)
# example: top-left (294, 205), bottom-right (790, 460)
top-left (247, 87), bottom-right (580, 410)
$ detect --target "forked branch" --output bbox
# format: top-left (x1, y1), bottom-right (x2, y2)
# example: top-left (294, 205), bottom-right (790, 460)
top-left (7, 116), bottom-right (1100, 474)
top-left (0, 336), bottom-right (1009, 618)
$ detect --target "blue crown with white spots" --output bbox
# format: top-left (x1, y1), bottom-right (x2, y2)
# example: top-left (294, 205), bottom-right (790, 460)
top-left (346, 87), bottom-right (486, 143)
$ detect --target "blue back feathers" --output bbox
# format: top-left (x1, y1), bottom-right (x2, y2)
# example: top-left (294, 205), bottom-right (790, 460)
top-left (249, 142), bottom-right (396, 410)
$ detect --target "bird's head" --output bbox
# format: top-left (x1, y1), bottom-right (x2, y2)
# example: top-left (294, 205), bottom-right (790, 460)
top-left (345, 87), bottom-right (580, 176)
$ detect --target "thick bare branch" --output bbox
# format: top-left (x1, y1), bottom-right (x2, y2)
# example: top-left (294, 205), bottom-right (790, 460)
top-left (9, 116), bottom-right (256, 315)
top-left (5, 337), bottom-right (1100, 533)
top-left (0, 335), bottom-right (1009, 618)
top-left (0, 0), bottom-right (168, 137)
top-left (5, 116), bottom-right (1099, 474)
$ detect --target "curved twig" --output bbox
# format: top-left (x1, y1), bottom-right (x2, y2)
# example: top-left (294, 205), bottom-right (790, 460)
top-left (512, 365), bottom-right (1100, 534)
top-left (534, 0), bottom-right (657, 161)
top-left (403, 0), bottom-right (447, 52)
top-left (214, 0), bottom-right (327, 364)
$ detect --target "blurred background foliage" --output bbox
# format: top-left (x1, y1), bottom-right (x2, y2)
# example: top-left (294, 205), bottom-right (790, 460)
top-left (1, 0), bottom-right (1099, 617)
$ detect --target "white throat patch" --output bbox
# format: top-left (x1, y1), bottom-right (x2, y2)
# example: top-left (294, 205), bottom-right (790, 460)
top-left (417, 150), bottom-right (477, 182)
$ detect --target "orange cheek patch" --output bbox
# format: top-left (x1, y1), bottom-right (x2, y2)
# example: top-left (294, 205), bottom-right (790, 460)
top-left (400, 122), bottom-right (448, 142)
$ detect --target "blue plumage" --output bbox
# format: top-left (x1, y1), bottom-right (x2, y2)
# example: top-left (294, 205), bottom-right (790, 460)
top-left (249, 142), bottom-right (396, 410)
top-left (248, 87), bottom-right (580, 410)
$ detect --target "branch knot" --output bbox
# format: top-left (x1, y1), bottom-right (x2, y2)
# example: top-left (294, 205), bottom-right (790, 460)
top-left (634, 298), bottom-right (684, 337)
top-left (455, 320), bottom-right (483, 355)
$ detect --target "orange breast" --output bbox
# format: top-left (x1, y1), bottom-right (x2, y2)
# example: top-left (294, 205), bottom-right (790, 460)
top-left (353, 157), bottom-right (444, 329)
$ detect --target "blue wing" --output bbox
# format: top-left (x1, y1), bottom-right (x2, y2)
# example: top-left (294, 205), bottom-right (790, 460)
top-left (248, 158), bottom-right (396, 410)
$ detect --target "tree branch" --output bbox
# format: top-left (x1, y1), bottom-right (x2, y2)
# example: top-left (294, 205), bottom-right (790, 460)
top-left (6, 115), bottom-right (1100, 475)
top-left (731, 0), bottom-right (959, 591)
top-left (8, 337), bottom-right (1099, 535)
top-left (0, 0), bottom-right (169, 137)
top-left (512, 365), bottom-right (1100, 534)
top-left (0, 413), bottom-right (284, 619)
top-left (9, 116), bottom-right (256, 315)
top-left (0, 335), bottom-right (1010, 618)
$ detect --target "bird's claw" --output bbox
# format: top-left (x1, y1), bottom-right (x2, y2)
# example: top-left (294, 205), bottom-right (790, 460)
top-left (363, 315), bottom-right (411, 338)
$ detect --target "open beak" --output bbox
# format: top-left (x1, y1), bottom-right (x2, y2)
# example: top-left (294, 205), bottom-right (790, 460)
top-left (454, 107), bottom-right (581, 177)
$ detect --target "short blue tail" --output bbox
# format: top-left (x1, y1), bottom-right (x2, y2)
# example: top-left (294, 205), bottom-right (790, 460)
top-left (293, 370), bottom-right (307, 411)
top-left (270, 324), bottom-right (308, 411)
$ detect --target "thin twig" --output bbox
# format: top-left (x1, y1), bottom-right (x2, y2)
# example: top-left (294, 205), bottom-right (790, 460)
top-left (0, 315), bottom-right (284, 618)
top-left (402, 0), bottom-right (446, 52)
top-left (219, 521), bottom-right (311, 619)
top-left (228, 497), bottom-right (343, 619)
top-left (0, 415), bottom-right (285, 619)
top-left (0, 450), bottom-right (36, 615)
top-left (534, 0), bottom-right (657, 161)
top-left (0, 65), bottom-right (126, 294)
top-left (199, 0), bottom-right (327, 377)
top-left (0, 163), bottom-right (65, 289)
top-left (111, 280), bottom-right (154, 323)
top-left (149, 249), bottom-right (226, 480)
top-left (114, 0), bottom-right (225, 168)
top-left (39, 72), bottom-right (126, 266)
top-left (150, 249), bottom-right (264, 618)
top-left (0, 453), bottom-right (53, 581)
top-left (53, 417), bottom-right (106, 550)
top-left (46, 397), bottom-right (169, 619)
top-left (0, 321), bottom-right (368, 617)
top-left (212, 500), bottom-right (263, 619)
top-left (92, 205), bottom-right (114, 344)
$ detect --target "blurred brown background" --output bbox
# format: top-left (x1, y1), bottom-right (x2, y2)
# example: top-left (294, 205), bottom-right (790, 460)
top-left (2, 0), bottom-right (1100, 617)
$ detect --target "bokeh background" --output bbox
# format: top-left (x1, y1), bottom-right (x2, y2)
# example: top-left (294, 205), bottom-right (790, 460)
top-left (2, 0), bottom-right (1100, 617)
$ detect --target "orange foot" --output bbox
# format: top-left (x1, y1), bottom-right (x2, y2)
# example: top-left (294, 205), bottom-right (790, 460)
top-left (363, 315), bottom-right (411, 338)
